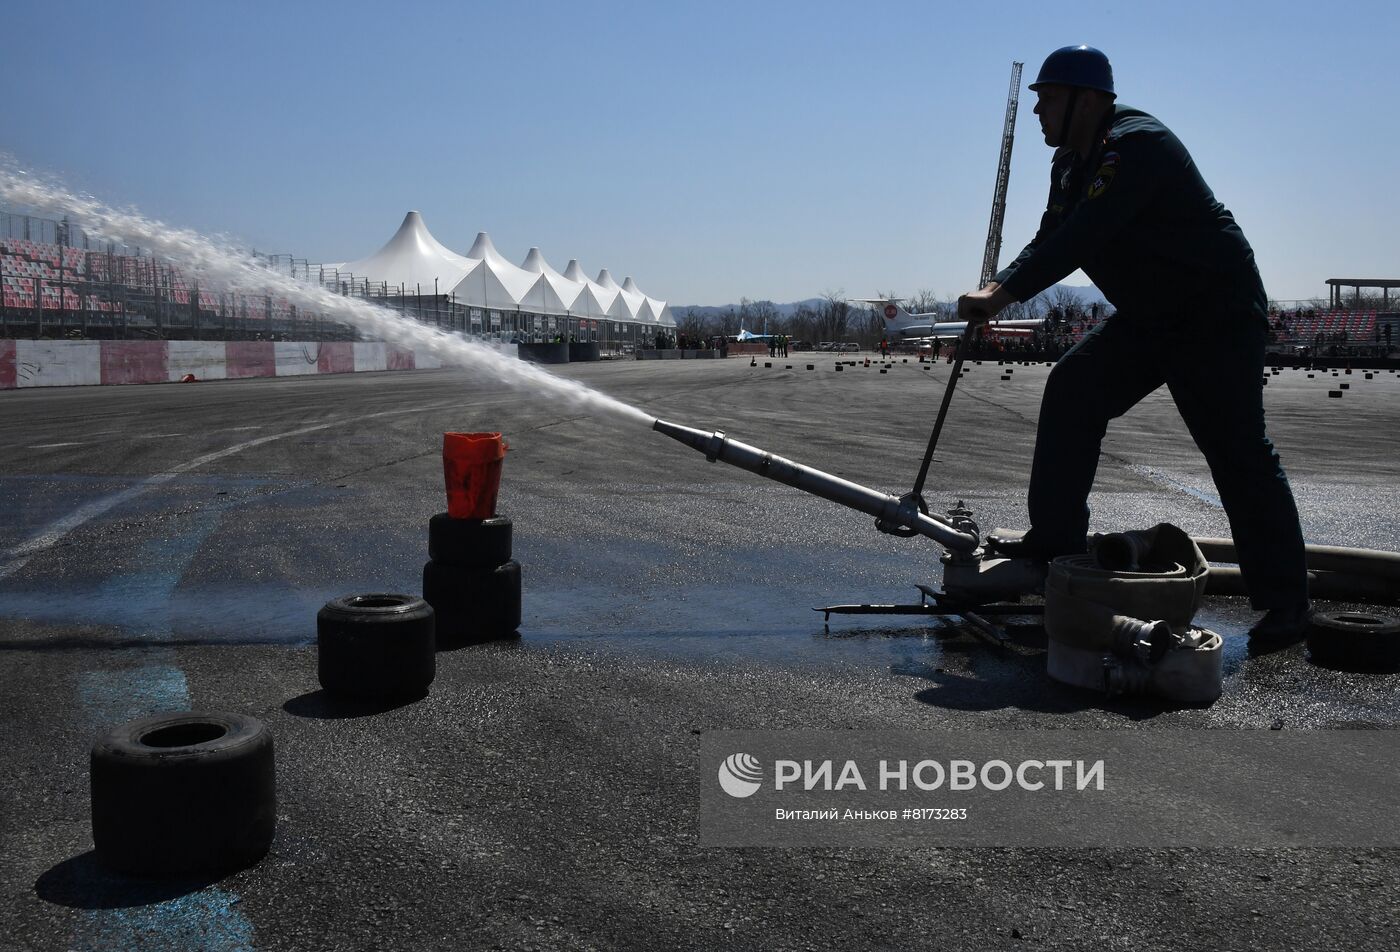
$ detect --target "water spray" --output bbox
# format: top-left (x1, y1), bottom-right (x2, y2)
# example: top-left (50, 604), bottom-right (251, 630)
top-left (0, 160), bottom-right (654, 427)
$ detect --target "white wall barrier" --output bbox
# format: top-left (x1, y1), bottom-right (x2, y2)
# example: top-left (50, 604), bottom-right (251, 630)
top-left (167, 341), bottom-right (228, 381)
top-left (14, 340), bottom-right (102, 388)
top-left (353, 342), bottom-right (387, 372)
top-left (274, 342), bottom-right (322, 377)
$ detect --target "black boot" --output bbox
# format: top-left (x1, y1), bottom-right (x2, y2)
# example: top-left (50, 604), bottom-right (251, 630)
top-left (1247, 603), bottom-right (1313, 652)
top-left (984, 534), bottom-right (1063, 562)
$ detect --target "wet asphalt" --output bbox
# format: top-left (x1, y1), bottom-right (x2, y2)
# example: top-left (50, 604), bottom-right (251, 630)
top-left (1, 354), bottom-right (1398, 950)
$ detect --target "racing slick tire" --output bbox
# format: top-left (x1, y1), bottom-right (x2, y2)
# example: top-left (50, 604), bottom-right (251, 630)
top-left (1306, 611), bottom-right (1400, 672)
top-left (427, 513), bottom-right (513, 568)
top-left (317, 594), bottom-right (436, 699)
top-left (422, 559), bottom-right (522, 644)
top-left (90, 711), bottom-right (275, 875)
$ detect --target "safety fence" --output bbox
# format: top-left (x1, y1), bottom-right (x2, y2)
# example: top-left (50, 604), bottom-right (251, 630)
top-left (1, 211), bottom-right (659, 351)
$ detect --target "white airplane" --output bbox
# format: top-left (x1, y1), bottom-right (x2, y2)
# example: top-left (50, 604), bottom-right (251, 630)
top-left (735, 328), bottom-right (776, 341)
top-left (861, 298), bottom-right (1045, 344)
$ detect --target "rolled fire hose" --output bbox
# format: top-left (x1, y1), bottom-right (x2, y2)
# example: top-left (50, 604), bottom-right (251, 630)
top-left (1044, 524), bottom-right (1223, 706)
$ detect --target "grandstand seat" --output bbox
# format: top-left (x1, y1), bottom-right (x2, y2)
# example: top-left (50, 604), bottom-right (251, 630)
top-left (1, 229), bottom-right (336, 331)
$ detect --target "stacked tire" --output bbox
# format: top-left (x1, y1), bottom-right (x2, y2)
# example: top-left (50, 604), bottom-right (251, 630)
top-left (423, 513), bottom-right (522, 646)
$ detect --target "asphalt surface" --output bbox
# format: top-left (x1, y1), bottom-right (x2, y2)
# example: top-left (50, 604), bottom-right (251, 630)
top-left (2, 353), bottom-right (1398, 951)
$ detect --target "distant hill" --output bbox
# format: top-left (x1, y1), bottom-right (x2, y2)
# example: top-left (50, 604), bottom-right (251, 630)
top-left (668, 298), bottom-right (827, 321)
top-left (672, 285), bottom-right (1105, 317)
top-left (1035, 283), bottom-right (1107, 307)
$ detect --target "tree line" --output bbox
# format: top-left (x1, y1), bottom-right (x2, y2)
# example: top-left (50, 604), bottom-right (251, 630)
top-left (675, 285), bottom-right (1102, 348)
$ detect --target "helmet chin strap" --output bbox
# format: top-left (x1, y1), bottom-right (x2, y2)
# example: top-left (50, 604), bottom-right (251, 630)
top-left (1057, 87), bottom-right (1081, 151)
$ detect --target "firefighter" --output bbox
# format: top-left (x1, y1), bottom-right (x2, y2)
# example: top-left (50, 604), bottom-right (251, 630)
top-left (958, 45), bottom-right (1311, 645)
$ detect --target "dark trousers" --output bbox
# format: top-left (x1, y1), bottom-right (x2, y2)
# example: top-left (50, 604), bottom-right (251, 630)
top-left (1026, 311), bottom-right (1308, 610)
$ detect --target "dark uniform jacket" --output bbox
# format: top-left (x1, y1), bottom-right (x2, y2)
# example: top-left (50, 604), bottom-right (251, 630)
top-left (994, 104), bottom-right (1266, 321)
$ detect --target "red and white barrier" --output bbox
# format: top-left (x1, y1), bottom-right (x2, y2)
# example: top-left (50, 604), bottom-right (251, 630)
top-left (316, 341), bottom-right (354, 375)
top-left (0, 340), bottom-right (15, 390)
top-left (224, 341), bottom-right (275, 379)
top-left (168, 341), bottom-right (228, 381)
top-left (0, 339), bottom-right (446, 390)
top-left (102, 340), bottom-right (168, 385)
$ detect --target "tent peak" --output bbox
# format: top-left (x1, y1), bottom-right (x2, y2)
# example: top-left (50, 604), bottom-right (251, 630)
top-left (387, 210), bottom-right (447, 249)
top-left (466, 231), bottom-right (499, 258)
top-left (336, 209), bottom-right (472, 288)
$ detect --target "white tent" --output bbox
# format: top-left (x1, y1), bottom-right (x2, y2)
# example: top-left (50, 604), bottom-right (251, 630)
top-left (618, 276), bottom-right (651, 323)
top-left (448, 232), bottom-right (544, 312)
top-left (337, 211), bottom-right (477, 294)
top-left (332, 212), bottom-right (673, 327)
top-left (619, 276), bottom-right (672, 326)
top-left (562, 259), bottom-right (616, 320)
top-left (520, 248), bottom-right (586, 315)
top-left (595, 269), bottom-right (638, 322)
top-left (644, 290), bottom-right (672, 325)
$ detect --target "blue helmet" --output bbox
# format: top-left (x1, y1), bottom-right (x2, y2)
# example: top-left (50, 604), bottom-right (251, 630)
top-left (1029, 45), bottom-right (1115, 96)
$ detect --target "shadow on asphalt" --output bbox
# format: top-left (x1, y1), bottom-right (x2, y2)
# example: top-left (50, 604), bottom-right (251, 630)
top-left (435, 629), bottom-right (522, 653)
top-left (282, 687), bottom-right (426, 719)
top-left (35, 851), bottom-right (227, 909)
top-left (909, 668), bottom-right (1179, 720)
top-left (894, 630), bottom-right (1182, 720)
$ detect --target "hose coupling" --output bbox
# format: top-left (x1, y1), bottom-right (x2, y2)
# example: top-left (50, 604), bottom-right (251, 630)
top-left (705, 430), bottom-right (727, 462)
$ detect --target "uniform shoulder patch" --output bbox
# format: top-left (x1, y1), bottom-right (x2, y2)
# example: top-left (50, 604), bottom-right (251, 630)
top-left (1086, 151), bottom-right (1121, 199)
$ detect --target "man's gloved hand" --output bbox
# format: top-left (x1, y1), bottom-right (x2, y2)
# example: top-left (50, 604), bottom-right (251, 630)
top-left (957, 282), bottom-right (1013, 326)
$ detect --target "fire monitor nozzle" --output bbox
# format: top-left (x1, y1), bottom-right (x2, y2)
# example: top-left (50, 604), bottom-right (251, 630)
top-left (651, 418), bottom-right (980, 554)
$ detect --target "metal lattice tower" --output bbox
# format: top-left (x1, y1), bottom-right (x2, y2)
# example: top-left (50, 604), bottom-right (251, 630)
top-left (979, 62), bottom-right (1023, 288)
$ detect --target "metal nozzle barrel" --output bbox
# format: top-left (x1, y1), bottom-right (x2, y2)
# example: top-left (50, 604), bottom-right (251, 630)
top-left (652, 418), bottom-right (980, 554)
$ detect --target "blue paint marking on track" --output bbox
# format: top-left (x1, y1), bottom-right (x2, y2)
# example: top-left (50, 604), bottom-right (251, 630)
top-left (89, 507), bottom-right (225, 637)
top-left (72, 507), bottom-right (259, 951)
top-left (75, 666), bottom-right (190, 738)
top-left (73, 890), bottom-right (256, 952)
top-left (13, 505), bottom-right (231, 637)
top-left (1, 488), bottom-right (417, 643)
top-left (0, 587), bottom-right (325, 645)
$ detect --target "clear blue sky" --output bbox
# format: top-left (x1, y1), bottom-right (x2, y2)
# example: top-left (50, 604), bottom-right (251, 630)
top-left (4, 0), bottom-right (1395, 306)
